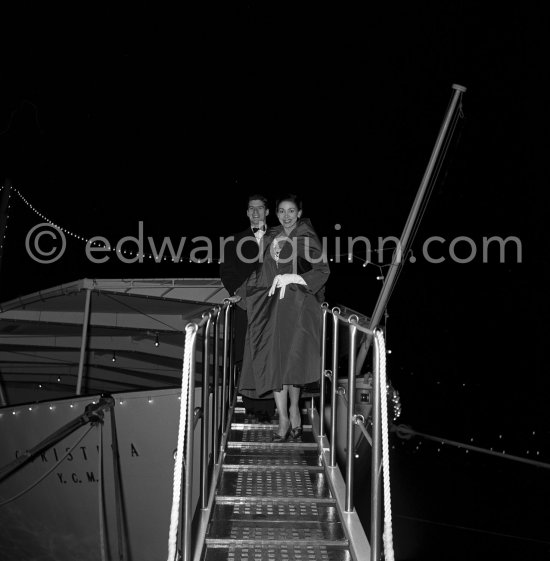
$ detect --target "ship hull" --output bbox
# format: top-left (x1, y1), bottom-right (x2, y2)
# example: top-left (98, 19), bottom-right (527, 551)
top-left (0, 387), bottom-right (207, 561)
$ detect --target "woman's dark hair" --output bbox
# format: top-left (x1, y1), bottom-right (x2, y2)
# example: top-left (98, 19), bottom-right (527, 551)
top-left (276, 193), bottom-right (302, 211)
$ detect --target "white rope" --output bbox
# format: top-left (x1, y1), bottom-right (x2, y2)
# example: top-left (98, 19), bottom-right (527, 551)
top-left (167, 323), bottom-right (196, 561)
top-left (376, 329), bottom-right (395, 561)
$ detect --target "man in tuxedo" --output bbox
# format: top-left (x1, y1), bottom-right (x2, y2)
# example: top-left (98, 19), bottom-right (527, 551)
top-left (220, 193), bottom-right (273, 421)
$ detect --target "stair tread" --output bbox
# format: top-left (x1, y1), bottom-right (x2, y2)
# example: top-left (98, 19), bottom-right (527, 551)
top-left (206, 519), bottom-right (348, 541)
top-left (211, 501), bottom-right (342, 522)
top-left (203, 544), bottom-right (352, 561)
top-left (206, 538), bottom-right (348, 548)
top-left (223, 464), bottom-right (323, 472)
top-left (233, 410), bottom-right (310, 423)
top-left (223, 448), bottom-right (321, 468)
top-left (217, 470), bottom-right (332, 499)
top-left (216, 495), bottom-right (335, 504)
top-left (228, 428), bottom-right (317, 447)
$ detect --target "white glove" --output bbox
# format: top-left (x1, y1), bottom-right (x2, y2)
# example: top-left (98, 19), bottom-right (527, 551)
top-left (225, 295), bottom-right (242, 303)
top-left (268, 274), bottom-right (307, 300)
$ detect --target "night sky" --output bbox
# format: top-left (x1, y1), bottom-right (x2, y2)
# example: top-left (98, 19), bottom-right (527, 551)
top-left (1, 4), bottom-right (548, 559)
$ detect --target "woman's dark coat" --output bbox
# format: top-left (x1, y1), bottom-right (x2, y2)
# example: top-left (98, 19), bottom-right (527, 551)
top-left (237, 218), bottom-right (330, 397)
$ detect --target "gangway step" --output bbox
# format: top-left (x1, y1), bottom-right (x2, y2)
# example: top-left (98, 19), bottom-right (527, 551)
top-left (206, 521), bottom-right (347, 543)
top-left (202, 544), bottom-right (352, 561)
top-left (204, 497), bottom-right (351, 560)
top-left (223, 447), bottom-right (320, 467)
top-left (208, 498), bottom-right (347, 542)
top-left (227, 422), bottom-right (316, 446)
top-left (211, 498), bottom-right (340, 521)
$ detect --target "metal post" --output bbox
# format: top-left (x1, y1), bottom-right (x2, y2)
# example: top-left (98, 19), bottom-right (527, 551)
top-left (370, 331), bottom-right (382, 560)
top-left (212, 307), bottom-right (221, 464)
top-left (200, 312), bottom-right (212, 509)
top-left (76, 288), bottom-right (92, 395)
top-left (182, 327), bottom-right (199, 561)
top-left (221, 304), bottom-right (230, 432)
top-left (345, 323), bottom-right (357, 512)
top-left (227, 305), bottom-right (234, 406)
top-left (0, 381), bottom-right (7, 407)
top-left (318, 304), bottom-right (328, 439)
top-left (357, 84), bottom-right (468, 372)
top-left (329, 309), bottom-right (340, 468)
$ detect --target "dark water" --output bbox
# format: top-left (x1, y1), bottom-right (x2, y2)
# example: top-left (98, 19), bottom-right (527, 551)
top-left (353, 440), bottom-right (550, 561)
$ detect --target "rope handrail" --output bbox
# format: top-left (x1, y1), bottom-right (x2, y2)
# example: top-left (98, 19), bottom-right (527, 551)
top-left (167, 301), bottom-right (234, 561)
top-left (167, 323), bottom-right (196, 561)
top-left (376, 329), bottom-right (395, 561)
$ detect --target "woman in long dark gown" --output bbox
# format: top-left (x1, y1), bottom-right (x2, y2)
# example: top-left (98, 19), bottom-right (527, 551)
top-left (236, 193), bottom-right (330, 442)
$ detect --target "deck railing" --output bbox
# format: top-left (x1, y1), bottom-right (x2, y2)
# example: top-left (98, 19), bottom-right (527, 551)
top-left (318, 304), bottom-right (386, 561)
top-left (174, 300), bottom-right (237, 561)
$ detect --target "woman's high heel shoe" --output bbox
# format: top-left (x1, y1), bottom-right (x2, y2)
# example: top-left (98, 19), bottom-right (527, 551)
top-left (272, 426), bottom-right (291, 443)
top-left (289, 426), bottom-right (303, 442)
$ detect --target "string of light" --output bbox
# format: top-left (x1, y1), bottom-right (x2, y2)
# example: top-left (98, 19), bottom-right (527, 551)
top-left (15, 187), bottom-right (89, 242)
top-left (0, 185), bottom-right (12, 252)
top-left (9, 186), bottom-right (416, 275)
top-left (13, 186), bottom-right (202, 263)
top-left (394, 424), bottom-right (548, 465)
top-left (10, 187), bottom-right (393, 270)
top-left (331, 251), bottom-right (396, 280)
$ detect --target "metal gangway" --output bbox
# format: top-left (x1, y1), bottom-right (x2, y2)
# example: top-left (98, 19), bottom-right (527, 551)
top-left (171, 84), bottom-right (468, 561)
top-left (169, 300), bottom-right (393, 561)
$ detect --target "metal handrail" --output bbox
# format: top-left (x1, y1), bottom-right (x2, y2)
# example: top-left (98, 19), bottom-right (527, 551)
top-left (318, 304), bottom-right (382, 560)
top-left (200, 311), bottom-right (212, 509)
top-left (185, 298), bottom-right (381, 561)
top-left (180, 299), bottom-right (237, 561)
top-left (330, 308), bottom-right (340, 468)
top-left (182, 324), bottom-right (198, 561)
top-left (182, 298), bottom-right (379, 561)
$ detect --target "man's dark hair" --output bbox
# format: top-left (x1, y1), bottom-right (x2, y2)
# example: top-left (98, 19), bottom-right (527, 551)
top-left (247, 193), bottom-right (269, 206)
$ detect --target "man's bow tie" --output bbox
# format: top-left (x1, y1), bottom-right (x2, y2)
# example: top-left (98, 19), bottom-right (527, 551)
top-left (252, 227), bottom-right (265, 233)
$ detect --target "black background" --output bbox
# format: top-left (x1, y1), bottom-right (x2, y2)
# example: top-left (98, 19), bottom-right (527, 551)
top-left (1, 3), bottom-right (548, 559)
